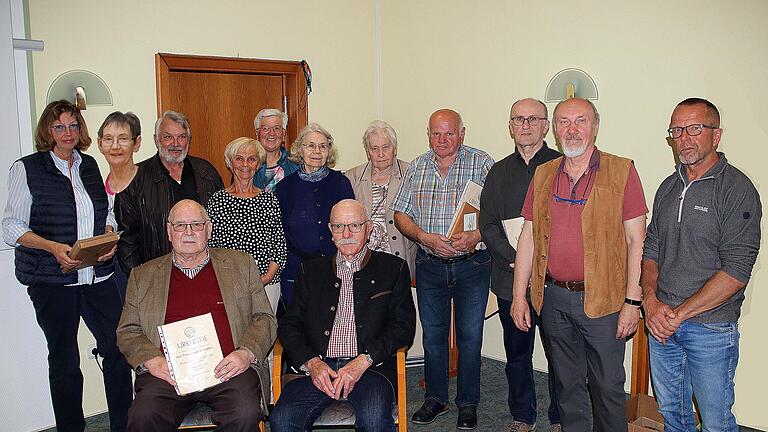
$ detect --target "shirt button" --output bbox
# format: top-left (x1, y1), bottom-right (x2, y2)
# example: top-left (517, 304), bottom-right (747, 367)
top-left (317, 220), bottom-right (322, 224)
top-left (389, 220), bottom-right (394, 224)
top-left (395, 251), bottom-right (400, 256)
top-left (544, 235), bottom-right (549, 240)
top-left (392, 236), bottom-right (397, 240)
top-left (323, 330), bottom-right (330, 336)
top-left (319, 236), bottom-right (323, 240)
top-left (371, 279), bottom-right (375, 284)
top-left (330, 306), bottom-right (336, 311)
top-left (316, 203), bottom-right (321, 208)
top-left (334, 282), bottom-right (340, 287)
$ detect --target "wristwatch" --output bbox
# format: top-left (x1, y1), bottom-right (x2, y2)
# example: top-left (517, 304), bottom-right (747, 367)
top-left (135, 363), bottom-right (149, 375)
top-left (362, 353), bottom-right (374, 366)
top-left (624, 297), bottom-right (642, 307)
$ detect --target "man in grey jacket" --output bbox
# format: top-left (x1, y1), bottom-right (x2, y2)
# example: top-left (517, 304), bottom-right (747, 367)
top-left (642, 98), bottom-right (761, 432)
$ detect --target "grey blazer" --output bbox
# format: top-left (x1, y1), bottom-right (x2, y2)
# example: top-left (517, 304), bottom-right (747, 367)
top-left (345, 159), bottom-right (416, 279)
top-left (116, 248), bottom-right (277, 412)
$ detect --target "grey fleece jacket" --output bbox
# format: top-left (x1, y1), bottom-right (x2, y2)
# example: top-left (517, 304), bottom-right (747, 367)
top-left (643, 153), bottom-right (761, 323)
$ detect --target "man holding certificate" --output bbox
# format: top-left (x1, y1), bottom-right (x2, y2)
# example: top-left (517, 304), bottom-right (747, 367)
top-left (392, 109), bottom-right (494, 429)
top-left (117, 199), bottom-right (276, 431)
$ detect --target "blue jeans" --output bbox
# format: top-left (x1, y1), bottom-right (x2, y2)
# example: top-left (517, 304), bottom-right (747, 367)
top-left (270, 358), bottom-right (396, 432)
top-left (415, 248), bottom-right (490, 407)
top-left (649, 321), bottom-right (740, 432)
top-left (497, 297), bottom-right (560, 425)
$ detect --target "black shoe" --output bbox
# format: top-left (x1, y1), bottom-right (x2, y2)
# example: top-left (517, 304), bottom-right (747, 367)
top-left (411, 399), bottom-right (449, 424)
top-left (457, 405), bottom-right (478, 430)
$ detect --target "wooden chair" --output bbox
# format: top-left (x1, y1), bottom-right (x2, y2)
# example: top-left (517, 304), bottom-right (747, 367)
top-left (273, 340), bottom-right (408, 432)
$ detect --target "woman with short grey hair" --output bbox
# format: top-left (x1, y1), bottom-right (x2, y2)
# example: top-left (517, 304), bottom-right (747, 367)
top-left (207, 137), bottom-right (286, 313)
top-left (274, 123), bottom-right (354, 305)
top-left (345, 120), bottom-right (416, 278)
top-left (253, 108), bottom-right (298, 191)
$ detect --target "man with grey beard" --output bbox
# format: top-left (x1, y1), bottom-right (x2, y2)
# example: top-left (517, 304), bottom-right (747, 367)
top-left (511, 98), bottom-right (648, 431)
top-left (116, 110), bottom-right (223, 274)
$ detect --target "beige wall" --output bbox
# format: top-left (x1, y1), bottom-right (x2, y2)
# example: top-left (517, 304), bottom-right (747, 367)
top-left (381, 1), bottom-right (767, 429)
top-left (28, 0), bottom-right (767, 428)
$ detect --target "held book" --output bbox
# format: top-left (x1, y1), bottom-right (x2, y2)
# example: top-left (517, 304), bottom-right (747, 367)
top-left (447, 180), bottom-right (482, 239)
top-left (157, 313), bottom-right (224, 396)
top-left (62, 231), bottom-right (121, 272)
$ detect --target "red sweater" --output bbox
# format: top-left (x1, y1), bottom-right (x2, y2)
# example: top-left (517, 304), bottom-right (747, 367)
top-left (164, 264), bottom-right (235, 356)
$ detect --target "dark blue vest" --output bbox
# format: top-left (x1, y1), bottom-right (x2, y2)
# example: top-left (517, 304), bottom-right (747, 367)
top-left (14, 150), bottom-right (113, 286)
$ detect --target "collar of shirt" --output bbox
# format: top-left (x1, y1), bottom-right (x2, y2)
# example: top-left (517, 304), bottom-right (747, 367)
top-left (172, 248), bottom-right (211, 279)
top-left (336, 246), bottom-right (368, 273)
top-left (428, 144), bottom-right (467, 169)
top-left (50, 149), bottom-right (82, 174)
top-left (513, 141), bottom-right (553, 164)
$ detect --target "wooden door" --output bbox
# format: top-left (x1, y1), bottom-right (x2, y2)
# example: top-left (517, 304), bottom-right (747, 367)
top-left (156, 53), bottom-right (308, 182)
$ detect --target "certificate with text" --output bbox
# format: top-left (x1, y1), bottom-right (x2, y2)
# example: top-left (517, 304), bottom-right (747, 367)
top-left (157, 313), bottom-right (224, 395)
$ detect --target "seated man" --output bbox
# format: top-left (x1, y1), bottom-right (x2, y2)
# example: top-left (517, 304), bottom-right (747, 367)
top-left (117, 199), bottom-right (276, 432)
top-left (271, 199), bottom-right (416, 432)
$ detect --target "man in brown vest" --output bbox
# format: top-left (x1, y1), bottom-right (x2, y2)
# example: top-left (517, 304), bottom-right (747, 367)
top-left (511, 98), bottom-right (648, 431)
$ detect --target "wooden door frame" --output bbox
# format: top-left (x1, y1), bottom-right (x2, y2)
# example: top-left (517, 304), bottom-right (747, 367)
top-left (155, 53), bottom-right (308, 146)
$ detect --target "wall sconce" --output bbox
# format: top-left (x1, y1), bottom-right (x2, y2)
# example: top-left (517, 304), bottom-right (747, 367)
top-left (46, 70), bottom-right (112, 110)
top-left (545, 68), bottom-right (598, 102)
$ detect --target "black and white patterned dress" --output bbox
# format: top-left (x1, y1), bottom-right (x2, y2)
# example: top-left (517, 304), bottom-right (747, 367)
top-left (207, 189), bottom-right (287, 284)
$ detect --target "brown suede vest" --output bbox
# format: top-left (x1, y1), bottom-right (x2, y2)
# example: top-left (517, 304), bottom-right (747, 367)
top-left (530, 151), bottom-right (631, 318)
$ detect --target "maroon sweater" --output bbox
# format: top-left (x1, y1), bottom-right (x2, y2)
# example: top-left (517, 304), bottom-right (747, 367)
top-left (164, 263), bottom-right (236, 356)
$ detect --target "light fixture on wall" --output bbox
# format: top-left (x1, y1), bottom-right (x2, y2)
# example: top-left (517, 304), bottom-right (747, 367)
top-left (545, 68), bottom-right (598, 102)
top-left (46, 70), bottom-right (113, 110)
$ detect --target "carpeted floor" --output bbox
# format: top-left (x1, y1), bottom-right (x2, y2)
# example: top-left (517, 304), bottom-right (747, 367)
top-left (45, 357), bottom-right (763, 431)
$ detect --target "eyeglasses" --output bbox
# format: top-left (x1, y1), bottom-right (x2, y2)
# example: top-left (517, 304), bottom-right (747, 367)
top-left (161, 133), bottom-right (189, 144)
top-left (667, 124), bottom-right (718, 139)
top-left (329, 220), bottom-right (369, 233)
top-left (168, 221), bottom-right (208, 232)
top-left (511, 116), bottom-right (547, 127)
top-left (304, 143), bottom-right (330, 153)
top-left (100, 136), bottom-right (134, 147)
top-left (259, 125), bottom-right (284, 135)
top-left (51, 123), bottom-right (80, 134)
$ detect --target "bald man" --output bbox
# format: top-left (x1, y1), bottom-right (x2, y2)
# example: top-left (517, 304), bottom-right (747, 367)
top-left (392, 109), bottom-right (494, 429)
top-left (479, 98), bottom-right (561, 432)
top-left (272, 199), bottom-right (416, 432)
top-left (117, 199), bottom-right (276, 431)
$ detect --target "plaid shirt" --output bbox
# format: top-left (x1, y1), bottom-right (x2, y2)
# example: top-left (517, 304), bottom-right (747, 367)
top-left (326, 247), bottom-right (368, 358)
top-left (391, 145), bottom-right (494, 253)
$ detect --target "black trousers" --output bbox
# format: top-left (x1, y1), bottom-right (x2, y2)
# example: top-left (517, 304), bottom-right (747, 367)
top-left (28, 277), bottom-right (133, 432)
top-left (129, 368), bottom-right (263, 432)
top-left (540, 283), bottom-right (627, 432)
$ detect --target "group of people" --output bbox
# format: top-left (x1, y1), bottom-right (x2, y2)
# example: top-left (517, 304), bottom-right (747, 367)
top-left (1, 95), bottom-right (760, 432)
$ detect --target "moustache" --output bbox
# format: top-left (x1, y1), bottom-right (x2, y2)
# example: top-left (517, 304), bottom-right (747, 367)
top-left (335, 238), bottom-right (359, 245)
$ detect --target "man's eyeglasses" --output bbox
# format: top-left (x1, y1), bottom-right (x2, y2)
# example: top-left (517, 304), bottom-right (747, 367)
top-left (259, 126), bottom-right (284, 135)
top-left (667, 124), bottom-right (718, 139)
top-left (304, 143), bottom-right (330, 153)
top-left (51, 123), bottom-right (81, 134)
top-left (329, 221), bottom-right (369, 233)
top-left (168, 221), bottom-right (208, 232)
top-left (511, 116), bottom-right (547, 127)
